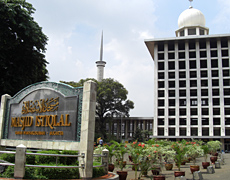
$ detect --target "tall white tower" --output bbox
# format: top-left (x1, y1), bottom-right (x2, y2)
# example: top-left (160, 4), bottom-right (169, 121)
top-left (96, 32), bottom-right (106, 82)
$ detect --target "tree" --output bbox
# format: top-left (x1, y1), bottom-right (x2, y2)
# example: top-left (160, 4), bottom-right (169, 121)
top-left (61, 78), bottom-right (134, 139)
top-left (0, 0), bottom-right (48, 97)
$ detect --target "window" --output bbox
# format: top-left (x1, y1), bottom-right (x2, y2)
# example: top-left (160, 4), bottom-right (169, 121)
top-left (201, 98), bottom-right (209, 106)
top-left (224, 98), bottom-right (230, 105)
top-left (158, 90), bottom-right (164, 97)
top-left (211, 50), bottom-right (218, 57)
top-left (214, 128), bottom-right (221, 136)
top-left (179, 71), bottom-right (186, 78)
top-left (169, 109), bottom-right (175, 116)
top-left (179, 61), bottom-right (186, 69)
top-left (212, 79), bottom-right (219, 86)
top-left (158, 100), bottom-right (164, 106)
top-left (158, 62), bottom-right (164, 70)
top-left (179, 52), bottom-right (185, 59)
top-left (201, 70), bottom-right (208, 77)
top-left (169, 99), bottom-right (175, 106)
top-left (158, 53), bottom-right (164, 60)
top-left (180, 118), bottom-right (186, 125)
top-left (226, 118), bottom-right (230, 125)
top-left (178, 42), bottom-right (185, 50)
top-left (200, 60), bottom-right (207, 68)
top-left (190, 99), bottom-right (198, 106)
top-left (158, 109), bottom-right (164, 116)
top-left (201, 89), bottom-right (208, 96)
top-left (200, 51), bottom-right (207, 58)
top-left (190, 80), bottom-right (197, 87)
top-left (189, 41), bottom-right (196, 49)
top-left (213, 108), bottom-right (220, 115)
top-left (210, 40), bottom-right (217, 48)
top-left (202, 128), bottom-right (209, 136)
top-left (223, 79), bottom-right (230, 86)
top-left (202, 118), bottom-right (209, 125)
top-left (191, 128), bottom-right (198, 136)
top-left (169, 128), bottom-right (175, 136)
top-left (223, 70), bottom-right (230, 77)
top-left (158, 128), bottom-right (164, 136)
top-left (179, 90), bottom-right (186, 97)
top-left (200, 29), bottom-right (205, 35)
top-left (191, 109), bottom-right (198, 116)
top-left (222, 50), bottom-right (228, 57)
top-left (180, 30), bottom-right (184, 37)
top-left (168, 72), bottom-right (175, 79)
top-left (190, 89), bottom-right (197, 96)
top-left (168, 43), bottom-right (175, 51)
top-left (202, 108), bottom-right (209, 115)
top-left (189, 52), bottom-right (196, 58)
top-left (168, 61), bottom-right (175, 70)
top-left (191, 118), bottom-right (198, 125)
top-left (180, 128), bottom-right (186, 136)
top-left (201, 80), bottom-right (208, 87)
top-left (169, 119), bottom-right (175, 125)
top-left (222, 59), bottom-right (229, 67)
top-left (190, 60), bottom-right (196, 69)
top-left (190, 71), bottom-right (197, 78)
top-left (169, 90), bottom-right (175, 97)
top-left (158, 81), bottom-right (164, 88)
top-left (224, 88), bottom-right (230, 95)
top-left (158, 72), bottom-right (164, 79)
top-left (212, 70), bottom-right (219, 77)
top-left (180, 109), bottom-right (186, 116)
top-left (158, 118), bottom-right (164, 125)
top-left (158, 43), bottom-right (164, 51)
top-left (225, 108), bottom-right (230, 115)
top-left (179, 80), bottom-right (186, 87)
top-left (212, 89), bottom-right (219, 96)
top-left (168, 53), bottom-right (175, 59)
top-left (211, 59), bottom-right (218, 68)
top-left (221, 39), bottom-right (228, 48)
top-left (199, 40), bottom-right (206, 49)
top-left (180, 99), bottom-right (186, 106)
top-left (213, 98), bottom-right (220, 106)
top-left (169, 81), bottom-right (175, 88)
top-left (188, 28), bottom-right (196, 35)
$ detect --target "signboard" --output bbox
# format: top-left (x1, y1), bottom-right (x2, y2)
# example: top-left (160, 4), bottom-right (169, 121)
top-left (2, 82), bottom-right (83, 142)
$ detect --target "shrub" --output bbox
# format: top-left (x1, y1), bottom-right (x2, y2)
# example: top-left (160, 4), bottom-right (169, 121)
top-left (0, 152), bottom-right (15, 163)
top-left (93, 166), bottom-right (105, 178)
top-left (35, 150), bottom-right (59, 164)
top-left (59, 150), bottom-right (79, 165)
top-left (26, 151), bottom-right (36, 165)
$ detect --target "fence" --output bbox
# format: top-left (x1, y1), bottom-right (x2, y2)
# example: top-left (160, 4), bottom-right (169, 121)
top-left (0, 144), bottom-right (109, 179)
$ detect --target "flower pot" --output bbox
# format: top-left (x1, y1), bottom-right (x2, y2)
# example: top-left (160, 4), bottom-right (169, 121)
top-left (181, 161), bottom-right (186, 165)
top-left (108, 164), bottom-right (115, 172)
top-left (117, 171), bottom-right (128, 180)
top-left (152, 167), bottom-right (160, 175)
top-left (190, 165), bottom-right (200, 174)
top-left (202, 162), bottom-right (210, 169)
top-left (153, 175), bottom-right (165, 180)
top-left (210, 156), bottom-right (217, 164)
top-left (165, 163), bottom-right (173, 170)
top-left (174, 171), bottom-right (185, 177)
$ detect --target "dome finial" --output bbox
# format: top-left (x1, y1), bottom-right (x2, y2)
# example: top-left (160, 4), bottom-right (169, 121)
top-left (189, 0), bottom-right (193, 8)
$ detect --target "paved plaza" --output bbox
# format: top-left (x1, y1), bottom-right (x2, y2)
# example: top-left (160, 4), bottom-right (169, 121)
top-left (113, 153), bottom-right (230, 180)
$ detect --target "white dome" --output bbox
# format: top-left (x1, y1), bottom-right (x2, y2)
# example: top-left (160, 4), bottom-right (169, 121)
top-left (178, 7), bottom-right (206, 28)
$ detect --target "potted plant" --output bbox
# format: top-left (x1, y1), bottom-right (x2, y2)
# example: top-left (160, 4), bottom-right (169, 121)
top-left (185, 142), bottom-right (204, 174)
top-left (201, 144), bottom-right (210, 169)
top-left (162, 145), bottom-right (175, 170)
top-left (207, 140), bottom-right (222, 164)
top-left (104, 143), bottom-right (116, 172)
top-left (171, 141), bottom-right (187, 177)
top-left (113, 141), bottom-right (128, 180)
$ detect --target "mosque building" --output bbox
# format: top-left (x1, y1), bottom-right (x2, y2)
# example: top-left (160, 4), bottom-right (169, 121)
top-left (145, 2), bottom-right (230, 150)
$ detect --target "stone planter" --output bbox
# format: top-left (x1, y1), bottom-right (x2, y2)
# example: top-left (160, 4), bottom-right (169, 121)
top-left (153, 175), bottom-right (165, 180)
top-left (210, 156), bottom-right (217, 164)
top-left (117, 171), bottom-right (128, 180)
top-left (108, 164), bottom-right (115, 172)
top-left (152, 167), bottom-right (161, 175)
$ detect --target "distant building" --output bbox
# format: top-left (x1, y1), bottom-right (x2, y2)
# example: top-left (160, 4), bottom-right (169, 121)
top-left (145, 3), bottom-right (230, 150)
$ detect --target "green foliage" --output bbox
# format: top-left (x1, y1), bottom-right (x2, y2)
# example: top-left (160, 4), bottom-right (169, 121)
top-left (93, 166), bottom-right (105, 178)
top-left (207, 140), bottom-right (222, 155)
top-left (0, 0), bottom-right (49, 97)
top-left (0, 166), bottom-right (14, 178)
top-left (0, 152), bottom-right (15, 163)
top-left (26, 151), bottom-right (36, 165)
top-left (59, 150), bottom-right (79, 165)
top-left (35, 150), bottom-right (59, 164)
top-left (61, 78), bottom-right (134, 139)
top-left (104, 143), bottom-right (116, 164)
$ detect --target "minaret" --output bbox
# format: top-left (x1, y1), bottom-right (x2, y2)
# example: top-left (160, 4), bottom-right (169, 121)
top-left (96, 32), bottom-right (106, 82)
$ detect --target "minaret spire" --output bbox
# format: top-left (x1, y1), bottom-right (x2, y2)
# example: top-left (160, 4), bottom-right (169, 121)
top-left (96, 31), bottom-right (106, 82)
top-left (100, 31), bottom-right (103, 61)
top-left (189, 0), bottom-right (193, 8)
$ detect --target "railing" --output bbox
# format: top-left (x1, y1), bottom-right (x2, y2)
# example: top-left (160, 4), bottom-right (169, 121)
top-left (0, 146), bottom-right (109, 179)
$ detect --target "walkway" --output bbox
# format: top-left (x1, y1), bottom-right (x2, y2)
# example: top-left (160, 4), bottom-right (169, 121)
top-left (113, 153), bottom-right (230, 180)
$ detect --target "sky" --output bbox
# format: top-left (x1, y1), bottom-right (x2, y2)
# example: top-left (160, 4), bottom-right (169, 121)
top-left (27, 0), bottom-right (230, 117)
